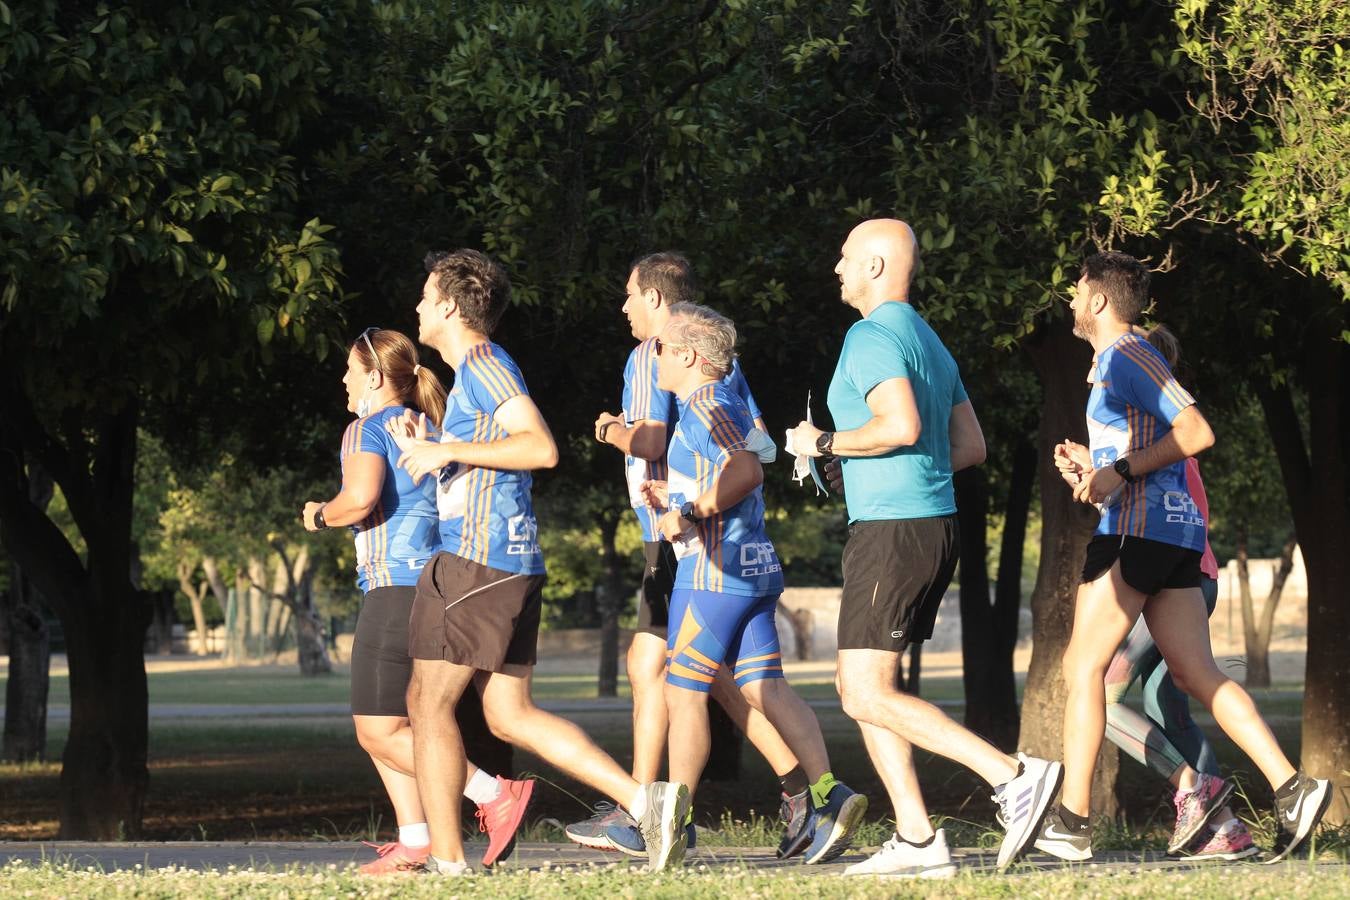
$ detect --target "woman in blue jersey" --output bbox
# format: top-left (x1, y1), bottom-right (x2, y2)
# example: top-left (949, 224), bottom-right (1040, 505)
top-left (301, 328), bottom-right (531, 873)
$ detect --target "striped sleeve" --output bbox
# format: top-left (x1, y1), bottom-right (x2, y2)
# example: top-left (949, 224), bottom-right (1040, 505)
top-left (1110, 338), bottom-right (1195, 425)
top-left (688, 396), bottom-right (751, 463)
top-left (339, 418), bottom-right (384, 461)
top-left (463, 344), bottom-right (527, 413)
top-left (724, 360), bottom-right (762, 421)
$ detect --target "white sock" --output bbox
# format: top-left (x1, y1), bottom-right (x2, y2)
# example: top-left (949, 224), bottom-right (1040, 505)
top-left (428, 854), bottom-right (470, 875)
top-left (398, 822), bottom-right (430, 848)
top-left (1214, 818), bottom-right (1241, 835)
top-left (630, 784), bottom-right (649, 820)
top-left (464, 769), bottom-right (502, 805)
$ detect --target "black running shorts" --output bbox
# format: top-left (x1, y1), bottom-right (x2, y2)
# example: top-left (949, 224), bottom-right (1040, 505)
top-left (350, 585), bottom-right (415, 717)
top-left (1081, 534), bottom-right (1202, 595)
top-left (408, 551), bottom-right (545, 671)
top-left (636, 540), bottom-right (678, 637)
top-left (837, 516), bottom-right (959, 652)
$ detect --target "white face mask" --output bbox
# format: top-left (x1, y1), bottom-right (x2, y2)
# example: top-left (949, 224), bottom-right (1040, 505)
top-left (355, 373), bottom-right (378, 418)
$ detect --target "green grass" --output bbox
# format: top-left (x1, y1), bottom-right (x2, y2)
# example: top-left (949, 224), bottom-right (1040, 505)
top-left (3, 859), bottom-right (1350, 899)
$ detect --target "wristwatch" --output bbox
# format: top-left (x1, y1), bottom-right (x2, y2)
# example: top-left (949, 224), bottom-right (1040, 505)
top-left (815, 431), bottom-right (835, 455)
top-left (1112, 457), bottom-right (1137, 484)
top-left (313, 504), bottom-right (329, 529)
top-left (679, 501), bottom-right (702, 523)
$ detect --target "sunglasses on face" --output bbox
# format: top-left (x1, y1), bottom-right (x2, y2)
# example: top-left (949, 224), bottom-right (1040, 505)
top-left (654, 337), bottom-right (691, 357)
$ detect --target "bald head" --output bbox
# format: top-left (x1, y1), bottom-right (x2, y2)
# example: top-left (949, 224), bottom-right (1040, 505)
top-left (835, 218), bottom-right (920, 313)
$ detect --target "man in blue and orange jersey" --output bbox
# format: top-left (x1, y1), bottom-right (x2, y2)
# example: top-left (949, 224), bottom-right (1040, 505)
top-left (387, 249), bottom-right (690, 875)
top-left (637, 300), bottom-right (867, 866)
top-left (571, 253), bottom-right (817, 861)
top-left (1040, 250), bottom-right (1329, 863)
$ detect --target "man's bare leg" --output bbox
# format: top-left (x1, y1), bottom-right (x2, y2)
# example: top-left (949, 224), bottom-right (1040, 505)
top-left (1145, 589), bottom-right (1297, 789)
top-left (479, 665), bottom-right (641, 805)
top-left (665, 680), bottom-right (713, 796)
top-left (406, 659), bottom-right (476, 864)
top-left (837, 648), bottom-right (1018, 786)
top-left (857, 721), bottom-right (934, 841)
top-left (355, 716), bottom-right (425, 825)
top-left (628, 632), bottom-right (670, 783)
top-left (710, 668), bottom-right (801, 778)
top-left (1060, 566), bottom-right (1147, 817)
top-left (735, 677), bottom-right (826, 779)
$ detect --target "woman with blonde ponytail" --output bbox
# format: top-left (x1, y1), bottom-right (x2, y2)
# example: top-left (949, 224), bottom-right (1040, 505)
top-left (300, 328), bottom-right (533, 873)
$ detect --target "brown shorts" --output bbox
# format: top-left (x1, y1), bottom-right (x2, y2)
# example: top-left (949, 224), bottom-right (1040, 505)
top-left (408, 551), bottom-right (545, 671)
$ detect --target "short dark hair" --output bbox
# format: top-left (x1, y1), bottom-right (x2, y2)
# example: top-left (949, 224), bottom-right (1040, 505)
top-left (631, 251), bottom-right (698, 305)
top-left (1081, 251), bottom-right (1150, 324)
top-left (423, 249), bottom-right (511, 335)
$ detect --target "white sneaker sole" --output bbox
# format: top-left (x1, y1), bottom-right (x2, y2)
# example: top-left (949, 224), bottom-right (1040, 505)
top-left (997, 757), bottom-right (1064, 870)
top-left (846, 862), bottom-right (958, 878)
top-left (1032, 837), bottom-right (1093, 862)
top-left (1188, 845), bottom-right (1261, 862)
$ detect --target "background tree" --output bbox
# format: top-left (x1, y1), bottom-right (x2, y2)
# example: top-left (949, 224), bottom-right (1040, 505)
top-left (0, 0), bottom-right (348, 837)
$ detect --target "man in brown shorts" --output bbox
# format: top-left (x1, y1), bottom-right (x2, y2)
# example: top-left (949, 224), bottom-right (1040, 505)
top-left (388, 249), bottom-right (690, 875)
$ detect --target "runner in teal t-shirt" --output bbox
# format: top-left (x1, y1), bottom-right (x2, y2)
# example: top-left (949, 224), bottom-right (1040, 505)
top-left (790, 219), bottom-right (1062, 878)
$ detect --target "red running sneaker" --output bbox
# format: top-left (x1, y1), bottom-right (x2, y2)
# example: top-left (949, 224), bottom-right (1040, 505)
top-left (477, 776), bottom-right (535, 866)
top-left (358, 840), bottom-right (429, 875)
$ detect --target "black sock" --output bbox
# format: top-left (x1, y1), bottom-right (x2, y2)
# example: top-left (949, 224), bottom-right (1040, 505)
top-left (778, 766), bottom-right (809, 797)
top-left (1059, 808), bottom-right (1090, 831)
top-left (1276, 771), bottom-right (1303, 798)
top-left (897, 831), bottom-right (935, 848)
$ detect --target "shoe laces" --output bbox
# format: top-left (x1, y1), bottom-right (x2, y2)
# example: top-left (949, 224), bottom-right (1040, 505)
top-left (590, 800), bottom-right (617, 818)
top-left (362, 841), bottom-right (400, 857)
top-left (476, 805), bottom-right (490, 834)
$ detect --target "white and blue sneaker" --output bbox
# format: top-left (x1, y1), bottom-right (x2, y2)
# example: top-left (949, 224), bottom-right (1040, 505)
top-left (844, 828), bottom-right (958, 878)
top-left (636, 781), bottom-right (691, 871)
top-left (994, 752), bottom-right (1063, 870)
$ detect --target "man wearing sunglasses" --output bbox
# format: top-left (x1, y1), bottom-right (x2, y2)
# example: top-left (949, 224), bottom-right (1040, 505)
top-left (388, 249), bottom-right (690, 875)
top-left (571, 253), bottom-right (824, 861)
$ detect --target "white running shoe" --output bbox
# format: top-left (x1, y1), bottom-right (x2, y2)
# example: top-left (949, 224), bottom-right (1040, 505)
top-left (843, 828), bottom-right (958, 878)
top-left (994, 752), bottom-right (1064, 870)
top-left (1033, 806), bottom-right (1093, 861)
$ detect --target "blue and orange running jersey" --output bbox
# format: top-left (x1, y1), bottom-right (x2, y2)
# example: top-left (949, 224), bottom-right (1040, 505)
top-left (1085, 332), bottom-right (1205, 551)
top-left (339, 405), bottom-right (440, 593)
top-left (621, 337), bottom-right (762, 542)
top-left (434, 342), bottom-right (545, 575)
top-left (665, 381), bottom-right (783, 597)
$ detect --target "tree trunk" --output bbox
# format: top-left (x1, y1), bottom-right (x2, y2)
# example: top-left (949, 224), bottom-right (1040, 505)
top-left (954, 466), bottom-right (1005, 742)
top-left (904, 642), bottom-right (922, 694)
top-left (1235, 523), bottom-right (1265, 687)
top-left (1258, 343), bottom-right (1350, 823)
top-left (2, 569), bottom-right (51, 762)
top-left (2, 463), bottom-right (54, 763)
top-left (596, 516), bottom-right (621, 698)
top-left (176, 562), bottom-right (211, 656)
top-left (1021, 320), bottom-right (1119, 818)
top-left (272, 544), bottom-right (331, 676)
top-left (990, 438), bottom-right (1037, 747)
top-left (247, 556), bottom-right (267, 657)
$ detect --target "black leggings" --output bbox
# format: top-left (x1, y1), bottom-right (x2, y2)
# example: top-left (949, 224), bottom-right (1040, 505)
top-left (350, 586), bottom-right (415, 717)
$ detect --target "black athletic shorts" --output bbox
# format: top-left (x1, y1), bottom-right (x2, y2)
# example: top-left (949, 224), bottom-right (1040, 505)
top-left (409, 551), bottom-right (545, 671)
top-left (636, 540), bottom-right (678, 637)
top-left (837, 516), bottom-right (959, 652)
top-left (1081, 534), bottom-right (1202, 595)
top-left (350, 585), bottom-right (415, 717)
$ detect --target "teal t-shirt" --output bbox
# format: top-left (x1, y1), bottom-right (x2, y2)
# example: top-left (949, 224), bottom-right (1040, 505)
top-left (826, 301), bottom-right (968, 523)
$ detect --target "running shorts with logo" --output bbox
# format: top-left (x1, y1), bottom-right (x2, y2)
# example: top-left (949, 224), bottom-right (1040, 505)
top-left (666, 589), bottom-right (784, 693)
top-left (409, 551), bottom-right (546, 670)
top-left (1081, 534), bottom-right (1202, 595)
top-left (837, 516), bottom-right (959, 651)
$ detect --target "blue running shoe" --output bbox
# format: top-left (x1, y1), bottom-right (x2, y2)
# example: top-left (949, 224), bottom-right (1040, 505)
top-left (802, 783), bottom-right (868, 864)
top-left (606, 820), bottom-right (697, 858)
top-left (564, 801), bottom-right (631, 850)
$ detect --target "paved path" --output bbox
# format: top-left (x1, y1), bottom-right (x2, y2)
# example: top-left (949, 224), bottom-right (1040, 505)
top-left (1, 841), bottom-right (1343, 877)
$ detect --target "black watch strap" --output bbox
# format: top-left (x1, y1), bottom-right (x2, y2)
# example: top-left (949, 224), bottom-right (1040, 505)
top-left (314, 504), bottom-right (328, 529)
top-left (816, 431), bottom-right (834, 455)
top-left (1112, 457), bottom-right (1136, 484)
top-left (680, 501), bottom-right (700, 522)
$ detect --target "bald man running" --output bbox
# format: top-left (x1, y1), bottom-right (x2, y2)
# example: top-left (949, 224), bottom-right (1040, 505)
top-left (791, 219), bottom-right (1061, 877)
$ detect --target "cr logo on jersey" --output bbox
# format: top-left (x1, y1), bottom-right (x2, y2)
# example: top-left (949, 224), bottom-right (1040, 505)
top-left (1163, 491), bottom-right (1204, 527)
top-left (506, 515), bottom-right (541, 555)
top-left (740, 542), bottom-right (781, 577)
